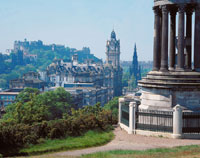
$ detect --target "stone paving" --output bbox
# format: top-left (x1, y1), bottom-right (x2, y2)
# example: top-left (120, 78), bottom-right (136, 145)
top-left (53, 127), bottom-right (200, 157)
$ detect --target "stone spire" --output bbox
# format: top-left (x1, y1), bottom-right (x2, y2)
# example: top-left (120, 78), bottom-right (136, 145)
top-left (130, 43), bottom-right (140, 87)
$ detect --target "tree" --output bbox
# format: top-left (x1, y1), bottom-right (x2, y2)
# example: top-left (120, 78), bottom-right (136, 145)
top-left (128, 75), bottom-right (136, 90)
top-left (36, 87), bottom-right (72, 120)
top-left (103, 97), bottom-right (119, 117)
top-left (16, 88), bottom-right (40, 103)
top-left (2, 87), bottom-right (73, 124)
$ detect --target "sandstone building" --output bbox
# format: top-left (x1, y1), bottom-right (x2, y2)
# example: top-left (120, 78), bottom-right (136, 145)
top-left (42, 30), bottom-right (123, 106)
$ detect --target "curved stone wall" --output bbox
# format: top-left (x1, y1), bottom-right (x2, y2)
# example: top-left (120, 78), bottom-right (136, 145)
top-left (154, 0), bottom-right (200, 7)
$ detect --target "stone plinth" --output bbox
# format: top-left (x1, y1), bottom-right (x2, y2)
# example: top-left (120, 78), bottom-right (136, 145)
top-left (139, 71), bottom-right (200, 111)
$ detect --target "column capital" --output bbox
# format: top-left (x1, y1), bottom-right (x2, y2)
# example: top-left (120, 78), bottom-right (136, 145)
top-left (153, 6), bottom-right (161, 16)
top-left (119, 98), bottom-right (125, 103)
top-left (129, 101), bottom-right (136, 108)
top-left (162, 5), bottom-right (169, 13)
top-left (178, 4), bottom-right (186, 13)
top-left (186, 7), bottom-right (193, 16)
top-left (195, 4), bottom-right (200, 12)
top-left (169, 6), bottom-right (177, 16)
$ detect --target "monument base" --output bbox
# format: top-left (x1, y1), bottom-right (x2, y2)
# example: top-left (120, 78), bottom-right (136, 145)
top-left (138, 71), bottom-right (200, 111)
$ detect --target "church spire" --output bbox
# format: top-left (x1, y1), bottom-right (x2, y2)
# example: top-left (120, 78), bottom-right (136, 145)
top-left (134, 43), bottom-right (137, 57)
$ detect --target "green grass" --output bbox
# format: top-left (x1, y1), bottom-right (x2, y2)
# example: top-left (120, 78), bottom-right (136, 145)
top-left (82, 145), bottom-right (200, 158)
top-left (20, 130), bottom-right (114, 156)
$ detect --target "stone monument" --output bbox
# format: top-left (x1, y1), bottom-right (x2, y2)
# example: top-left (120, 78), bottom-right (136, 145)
top-left (139, 0), bottom-right (200, 111)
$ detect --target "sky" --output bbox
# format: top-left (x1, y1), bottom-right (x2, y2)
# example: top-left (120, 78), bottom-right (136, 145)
top-left (0, 0), bottom-right (154, 61)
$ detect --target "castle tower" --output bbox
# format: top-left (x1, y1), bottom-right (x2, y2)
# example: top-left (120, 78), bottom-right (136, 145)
top-left (106, 30), bottom-right (120, 68)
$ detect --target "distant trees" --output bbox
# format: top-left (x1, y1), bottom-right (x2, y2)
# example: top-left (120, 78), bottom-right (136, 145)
top-left (122, 67), bottom-right (137, 90)
top-left (2, 87), bottom-right (73, 124)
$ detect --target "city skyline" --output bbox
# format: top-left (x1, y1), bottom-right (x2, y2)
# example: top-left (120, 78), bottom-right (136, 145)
top-left (0, 0), bottom-right (154, 61)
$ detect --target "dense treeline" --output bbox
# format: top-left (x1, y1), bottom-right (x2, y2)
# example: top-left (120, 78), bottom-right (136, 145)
top-left (0, 88), bottom-right (118, 156)
top-left (122, 66), bottom-right (151, 90)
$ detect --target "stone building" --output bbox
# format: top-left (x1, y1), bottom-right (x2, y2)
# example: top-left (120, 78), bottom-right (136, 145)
top-left (10, 72), bottom-right (46, 91)
top-left (44, 58), bottom-right (109, 106)
top-left (129, 44), bottom-right (141, 86)
top-left (43, 30), bottom-right (123, 106)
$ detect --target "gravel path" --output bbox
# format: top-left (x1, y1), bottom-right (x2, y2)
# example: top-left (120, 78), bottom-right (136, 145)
top-left (54, 127), bottom-right (200, 157)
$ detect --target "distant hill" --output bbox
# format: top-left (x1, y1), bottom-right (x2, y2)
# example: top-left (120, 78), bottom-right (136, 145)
top-left (0, 39), bottom-right (101, 89)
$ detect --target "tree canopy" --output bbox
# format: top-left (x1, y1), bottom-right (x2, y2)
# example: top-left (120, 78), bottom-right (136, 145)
top-left (2, 87), bottom-right (73, 124)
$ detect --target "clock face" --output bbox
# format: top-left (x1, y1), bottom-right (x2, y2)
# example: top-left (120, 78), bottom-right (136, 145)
top-left (110, 45), bottom-right (115, 50)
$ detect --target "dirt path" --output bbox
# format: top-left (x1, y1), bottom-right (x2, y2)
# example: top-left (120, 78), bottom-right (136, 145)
top-left (53, 127), bottom-right (200, 157)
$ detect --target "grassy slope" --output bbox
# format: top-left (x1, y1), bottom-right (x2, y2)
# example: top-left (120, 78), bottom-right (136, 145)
top-left (18, 145), bottom-right (200, 158)
top-left (82, 145), bottom-right (200, 158)
top-left (20, 130), bottom-right (114, 156)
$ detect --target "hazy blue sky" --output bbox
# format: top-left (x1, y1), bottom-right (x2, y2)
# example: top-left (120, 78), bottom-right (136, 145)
top-left (0, 0), bottom-right (154, 61)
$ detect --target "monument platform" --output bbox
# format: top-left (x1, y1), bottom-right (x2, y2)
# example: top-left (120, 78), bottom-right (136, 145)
top-left (139, 71), bottom-right (200, 111)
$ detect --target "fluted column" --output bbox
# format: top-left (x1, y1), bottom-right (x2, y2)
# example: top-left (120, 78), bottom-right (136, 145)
top-left (177, 5), bottom-right (185, 71)
top-left (169, 9), bottom-right (177, 71)
top-left (153, 7), bottom-right (161, 71)
top-left (160, 5), bottom-right (169, 71)
top-left (194, 5), bottom-right (200, 72)
top-left (185, 8), bottom-right (193, 70)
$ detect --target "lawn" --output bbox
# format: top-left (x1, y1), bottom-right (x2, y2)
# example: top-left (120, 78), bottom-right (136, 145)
top-left (82, 145), bottom-right (200, 158)
top-left (20, 130), bottom-right (114, 156)
top-left (18, 145), bottom-right (200, 158)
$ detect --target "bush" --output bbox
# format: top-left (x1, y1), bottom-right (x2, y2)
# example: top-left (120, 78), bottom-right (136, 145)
top-left (103, 97), bottom-right (119, 119)
top-left (0, 103), bottom-right (116, 156)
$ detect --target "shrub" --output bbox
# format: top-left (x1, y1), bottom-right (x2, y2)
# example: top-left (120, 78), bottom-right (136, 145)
top-left (0, 103), bottom-right (116, 156)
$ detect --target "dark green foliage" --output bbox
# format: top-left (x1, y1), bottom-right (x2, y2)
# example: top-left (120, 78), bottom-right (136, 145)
top-left (2, 87), bottom-right (72, 124)
top-left (0, 102), bottom-right (116, 156)
top-left (103, 97), bottom-right (119, 118)
top-left (0, 64), bottom-right (37, 89)
top-left (0, 89), bottom-right (117, 157)
top-left (15, 87), bottom-right (40, 103)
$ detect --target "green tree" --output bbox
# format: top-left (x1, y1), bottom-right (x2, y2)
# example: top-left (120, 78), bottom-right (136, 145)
top-left (36, 87), bottom-right (72, 120)
top-left (16, 88), bottom-right (40, 103)
top-left (2, 87), bottom-right (73, 124)
top-left (103, 97), bottom-right (119, 117)
top-left (128, 75), bottom-right (136, 90)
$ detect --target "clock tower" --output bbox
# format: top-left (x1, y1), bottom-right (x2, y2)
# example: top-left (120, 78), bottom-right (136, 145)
top-left (104, 30), bottom-right (122, 97)
top-left (106, 30), bottom-right (120, 68)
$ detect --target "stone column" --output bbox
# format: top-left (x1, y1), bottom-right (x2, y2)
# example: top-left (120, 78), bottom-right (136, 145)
top-left (153, 7), bottom-right (161, 71)
top-left (185, 8), bottom-right (193, 70)
top-left (118, 98), bottom-right (125, 124)
top-left (173, 105), bottom-right (183, 139)
top-left (194, 5), bottom-right (200, 72)
top-left (169, 9), bottom-right (177, 71)
top-left (177, 5), bottom-right (185, 71)
top-left (128, 102), bottom-right (137, 134)
top-left (128, 102), bottom-right (136, 134)
top-left (160, 5), bottom-right (169, 71)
